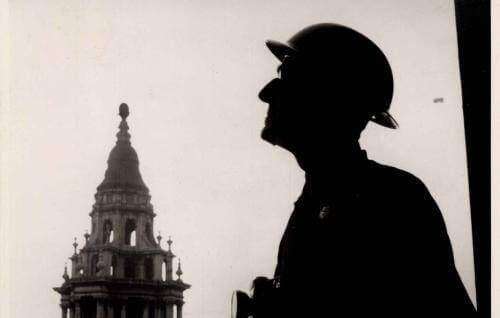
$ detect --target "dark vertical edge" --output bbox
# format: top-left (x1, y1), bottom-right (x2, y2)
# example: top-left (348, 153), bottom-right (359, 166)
top-left (454, 1), bottom-right (490, 317)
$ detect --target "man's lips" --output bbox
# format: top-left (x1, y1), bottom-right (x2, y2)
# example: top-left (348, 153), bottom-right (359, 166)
top-left (264, 115), bottom-right (272, 127)
top-left (264, 104), bottom-right (278, 127)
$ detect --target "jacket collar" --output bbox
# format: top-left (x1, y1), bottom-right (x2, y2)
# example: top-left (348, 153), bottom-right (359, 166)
top-left (299, 149), bottom-right (371, 206)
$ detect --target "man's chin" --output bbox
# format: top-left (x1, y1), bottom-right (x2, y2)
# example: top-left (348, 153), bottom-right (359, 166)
top-left (261, 126), bottom-right (279, 145)
top-left (262, 125), bottom-right (288, 147)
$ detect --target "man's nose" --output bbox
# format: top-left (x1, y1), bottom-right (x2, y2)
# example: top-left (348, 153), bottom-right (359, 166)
top-left (258, 78), bottom-right (281, 103)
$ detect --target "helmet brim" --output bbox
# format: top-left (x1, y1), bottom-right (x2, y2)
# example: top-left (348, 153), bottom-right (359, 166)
top-left (265, 40), bottom-right (297, 61)
top-left (371, 111), bottom-right (398, 129)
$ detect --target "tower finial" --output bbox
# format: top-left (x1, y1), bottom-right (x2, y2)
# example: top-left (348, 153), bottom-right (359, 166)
top-left (176, 259), bottom-right (183, 280)
top-left (72, 237), bottom-right (78, 255)
top-left (63, 263), bottom-right (69, 281)
top-left (119, 103), bottom-right (129, 119)
top-left (84, 230), bottom-right (90, 244)
top-left (167, 236), bottom-right (173, 251)
top-left (116, 103), bottom-right (131, 145)
top-left (157, 231), bottom-right (163, 247)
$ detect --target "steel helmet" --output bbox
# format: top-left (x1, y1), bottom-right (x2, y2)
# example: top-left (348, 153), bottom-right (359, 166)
top-left (265, 23), bottom-right (398, 129)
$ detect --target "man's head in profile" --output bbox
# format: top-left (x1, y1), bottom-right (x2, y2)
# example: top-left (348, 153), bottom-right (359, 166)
top-left (259, 23), bottom-right (397, 163)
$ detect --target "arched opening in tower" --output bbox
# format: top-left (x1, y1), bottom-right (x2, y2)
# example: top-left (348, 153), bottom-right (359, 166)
top-left (130, 231), bottom-right (136, 246)
top-left (162, 260), bottom-right (167, 281)
top-left (103, 219), bottom-right (114, 244)
top-left (111, 255), bottom-right (117, 277)
top-left (125, 219), bottom-right (136, 246)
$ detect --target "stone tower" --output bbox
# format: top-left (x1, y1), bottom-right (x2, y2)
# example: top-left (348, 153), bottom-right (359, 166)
top-left (54, 104), bottom-right (190, 318)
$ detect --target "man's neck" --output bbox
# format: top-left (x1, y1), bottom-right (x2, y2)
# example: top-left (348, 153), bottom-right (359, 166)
top-left (294, 142), bottom-right (367, 180)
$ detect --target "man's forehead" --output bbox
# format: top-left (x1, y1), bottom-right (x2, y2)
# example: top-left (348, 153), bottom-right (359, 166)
top-left (276, 55), bottom-right (308, 75)
top-left (275, 57), bottom-right (330, 84)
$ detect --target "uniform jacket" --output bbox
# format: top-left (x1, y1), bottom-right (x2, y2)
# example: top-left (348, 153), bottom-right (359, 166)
top-left (273, 151), bottom-right (476, 318)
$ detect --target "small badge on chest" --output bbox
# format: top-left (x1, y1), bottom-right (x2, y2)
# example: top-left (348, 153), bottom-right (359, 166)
top-left (318, 205), bottom-right (332, 220)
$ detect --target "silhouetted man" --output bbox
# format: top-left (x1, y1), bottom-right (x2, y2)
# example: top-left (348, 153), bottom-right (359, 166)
top-left (257, 23), bottom-right (476, 318)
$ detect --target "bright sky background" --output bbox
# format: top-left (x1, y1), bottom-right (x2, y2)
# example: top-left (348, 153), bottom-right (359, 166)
top-left (3, 1), bottom-right (475, 318)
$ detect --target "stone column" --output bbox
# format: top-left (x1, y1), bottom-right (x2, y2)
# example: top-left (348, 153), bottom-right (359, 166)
top-left (142, 302), bottom-right (149, 318)
top-left (166, 304), bottom-right (174, 318)
top-left (107, 302), bottom-right (114, 318)
top-left (116, 217), bottom-right (124, 245)
top-left (80, 253), bottom-right (89, 277)
top-left (60, 305), bottom-right (68, 318)
top-left (116, 256), bottom-right (125, 278)
top-left (137, 258), bottom-right (145, 279)
top-left (75, 303), bottom-right (81, 318)
top-left (102, 251), bottom-right (112, 276)
top-left (70, 256), bottom-right (78, 278)
top-left (177, 304), bottom-right (183, 318)
top-left (165, 258), bottom-right (173, 281)
top-left (95, 215), bottom-right (103, 246)
top-left (121, 303), bottom-right (127, 318)
top-left (155, 304), bottom-right (162, 318)
top-left (69, 305), bottom-right (75, 318)
top-left (153, 256), bottom-right (163, 280)
top-left (96, 300), bottom-right (105, 318)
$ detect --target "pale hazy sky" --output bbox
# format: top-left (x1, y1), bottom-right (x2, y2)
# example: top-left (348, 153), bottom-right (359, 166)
top-left (3, 1), bottom-right (475, 318)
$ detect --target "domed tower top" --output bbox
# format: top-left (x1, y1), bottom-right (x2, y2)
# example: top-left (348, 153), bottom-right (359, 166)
top-left (97, 103), bottom-right (148, 192)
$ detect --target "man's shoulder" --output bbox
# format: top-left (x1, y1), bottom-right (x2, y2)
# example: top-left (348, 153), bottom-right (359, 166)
top-left (364, 160), bottom-right (445, 234)
top-left (367, 159), bottom-right (424, 184)
top-left (365, 159), bottom-right (429, 194)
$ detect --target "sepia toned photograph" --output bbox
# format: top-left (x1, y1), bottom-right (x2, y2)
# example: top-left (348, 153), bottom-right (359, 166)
top-left (0, 1), bottom-right (490, 318)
